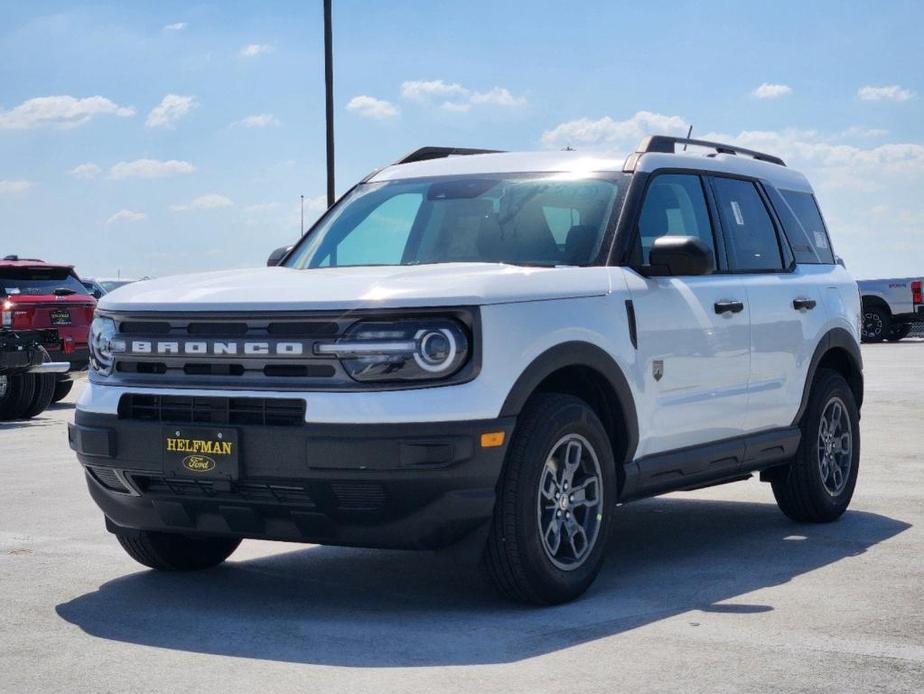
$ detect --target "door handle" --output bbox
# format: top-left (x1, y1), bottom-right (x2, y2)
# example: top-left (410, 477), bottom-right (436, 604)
top-left (714, 300), bottom-right (744, 315)
top-left (793, 298), bottom-right (817, 311)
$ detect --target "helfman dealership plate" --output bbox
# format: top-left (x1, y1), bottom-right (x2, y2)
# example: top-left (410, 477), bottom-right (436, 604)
top-left (163, 426), bottom-right (239, 480)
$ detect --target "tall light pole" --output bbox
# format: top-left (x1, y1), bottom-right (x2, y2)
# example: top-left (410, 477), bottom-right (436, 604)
top-left (323, 0), bottom-right (335, 208)
top-left (300, 194), bottom-right (305, 237)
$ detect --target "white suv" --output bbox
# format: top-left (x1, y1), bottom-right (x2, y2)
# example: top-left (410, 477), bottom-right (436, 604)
top-left (70, 136), bottom-right (863, 604)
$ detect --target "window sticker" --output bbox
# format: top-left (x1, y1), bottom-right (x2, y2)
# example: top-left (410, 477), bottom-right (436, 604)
top-left (730, 200), bottom-right (745, 226)
top-left (814, 231), bottom-right (829, 249)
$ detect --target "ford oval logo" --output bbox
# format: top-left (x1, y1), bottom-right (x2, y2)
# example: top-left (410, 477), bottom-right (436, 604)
top-left (183, 454), bottom-right (216, 473)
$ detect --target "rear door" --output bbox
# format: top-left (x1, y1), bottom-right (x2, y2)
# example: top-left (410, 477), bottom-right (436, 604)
top-left (624, 172), bottom-right (751, 458)
top-left (707, 176), bottom-right (829, 431)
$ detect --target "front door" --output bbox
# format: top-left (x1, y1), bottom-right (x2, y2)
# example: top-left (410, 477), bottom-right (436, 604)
top-left (624, 173), bottom-right (751, 459)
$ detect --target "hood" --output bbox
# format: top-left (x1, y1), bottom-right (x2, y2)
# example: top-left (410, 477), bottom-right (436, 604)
top-left (98, 263), bottom-right (610, 313)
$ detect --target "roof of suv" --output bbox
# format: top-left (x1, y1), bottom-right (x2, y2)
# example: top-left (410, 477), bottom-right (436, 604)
top-left (369, 143), bottom-right (813, 193)
top-left (0, 256), bottom-right (74, 270)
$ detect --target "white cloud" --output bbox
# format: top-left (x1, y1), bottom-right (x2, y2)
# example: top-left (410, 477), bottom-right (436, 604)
top-left (106, 209), bottom-right (147, 224)
top-left (857, 85), bottom-right (915, 102)
top-left (346, 95), bottom-right (399, 120)
top-left (752, 83), bottom-right (792, 99)
top-left (0, 95), bottom-right (135, 129)
top-left (541, 111), bottom-right (689, 149)
top-left (145, 94), bottom-right (197, 128)
top-left (401, 79), bottom-right (526, 111)
top-left (401, 79), bottom-right (470, 102)
top-left (240, 43), bottom-right (273, 57)
top-left (470, 87), bottom-right (527, 107)
top-left (243, 202), bottom-right (281, 214)
top-left (163, 22), bottom-right (187, 31)
top-left (234, 113), bottom-right (282, 128)
top-left (170, 194), bottom-right (234, 212)
top-left (838, 126), bottom-right (889, 139)
top-left (68, 163), bottom-right (101, 179)
top-left (0, 179), bottom-right (34, 194)
top-left (110, 159), bottom-right (195, 180)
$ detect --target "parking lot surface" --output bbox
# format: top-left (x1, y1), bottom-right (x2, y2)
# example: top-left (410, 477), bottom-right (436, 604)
top-left (1, 342), bottom-right (922, 693)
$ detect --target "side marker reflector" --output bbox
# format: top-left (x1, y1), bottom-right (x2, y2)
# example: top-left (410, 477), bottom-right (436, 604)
top-left (480, 432), bottom-right (505, 448)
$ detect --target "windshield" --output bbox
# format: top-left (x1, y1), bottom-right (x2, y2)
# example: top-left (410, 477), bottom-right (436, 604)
top-left (285, 173), bottom-right (624, 269)
top-left (0, 268), bottom-right (90, 297)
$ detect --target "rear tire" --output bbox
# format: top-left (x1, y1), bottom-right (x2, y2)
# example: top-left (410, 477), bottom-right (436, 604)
top-left (771, 369), bottom-right (859, 523)
top-left (51, 378), bottom-right (73, 403)
top-left (886, 324), bottom-right (911, 342)
top-left (116, 530), bottom-right (241, 571)
top-left (861, 306), bottom-right (890, 342)
top-left (0, 374), bottom-right (36, 421)
top-left (21, 374), bottom-right (56, 419)
top-left (482, 393), bottom-right (616, 605)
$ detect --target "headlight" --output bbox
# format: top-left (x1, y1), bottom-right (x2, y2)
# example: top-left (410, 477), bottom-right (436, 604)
top-left (317, 319), bottom-right (470, 382)
top-left (89, 315), bottom-right (122, 376)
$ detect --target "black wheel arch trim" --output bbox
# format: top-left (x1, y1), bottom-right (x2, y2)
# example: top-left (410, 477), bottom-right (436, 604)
top-left (499, 341), bottom-right (639, 465)
top-left (793, 327), bottom-right (863, 425)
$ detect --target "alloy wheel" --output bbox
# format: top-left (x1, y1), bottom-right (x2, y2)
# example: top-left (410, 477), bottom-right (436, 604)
top-left (537, 434), bottom-right (603, 571)
top-left (817, 396), bottom-right (852, 496)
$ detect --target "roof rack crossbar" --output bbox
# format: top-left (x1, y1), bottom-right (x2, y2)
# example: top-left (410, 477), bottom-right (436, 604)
top-left (633, 135), bottom-right (786, 167)
top-left (394, 146), bottom-right (505, 166)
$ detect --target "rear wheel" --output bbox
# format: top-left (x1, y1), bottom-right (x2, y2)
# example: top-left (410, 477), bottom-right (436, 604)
top-left (482, 393), bottom-right (615, 604)
top-left (21, 374), bottom-right (56, 419)
top-left (771, 369), bottom-right (860, 522)
top-left (116, 530), bottom-right (241, 571)
top-left (861, 306), bottom-right (890, 342)
top-left (0, 373), bottom-right (36, 421)
top-left (51, 378), bottom-right (73, 403)
top-left (886, 324), bottom-right (911, 342)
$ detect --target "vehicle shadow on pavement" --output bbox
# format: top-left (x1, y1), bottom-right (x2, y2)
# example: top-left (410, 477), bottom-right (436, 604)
top-left (55, 497), bottom-right (909, 667)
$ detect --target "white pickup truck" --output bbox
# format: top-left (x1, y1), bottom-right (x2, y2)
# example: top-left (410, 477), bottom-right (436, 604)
top-left (858, 277), bottom-right (923, 342)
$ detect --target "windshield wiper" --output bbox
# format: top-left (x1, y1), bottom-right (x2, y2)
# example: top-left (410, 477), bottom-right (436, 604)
top-left (53, 288), bottom-right (76, 296)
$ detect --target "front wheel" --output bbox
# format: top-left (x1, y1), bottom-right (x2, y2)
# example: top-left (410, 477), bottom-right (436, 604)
top-left (771, 369), bottom-right (860, 523)
top-left (861, 306), bottom-right (890, 342)
top-left (116, 530), bottom-right (241, 571)
top-left (51, 378), bottom-right (73, 403)
top-left (482, 393), bottom-right (616, 604)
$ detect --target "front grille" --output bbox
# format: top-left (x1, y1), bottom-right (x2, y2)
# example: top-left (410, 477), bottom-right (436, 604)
top-left (87, 466), bottom-right (131, 493)
top-left (119, 394), bottom-right (306, 426)
top-left (133, 475), bottom-right (316, 506)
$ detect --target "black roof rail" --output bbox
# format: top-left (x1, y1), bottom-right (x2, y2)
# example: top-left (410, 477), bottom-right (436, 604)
top-left (623, 135), bottom-right (786, 172)
top-left (394, 146), bottom-right (505, 166)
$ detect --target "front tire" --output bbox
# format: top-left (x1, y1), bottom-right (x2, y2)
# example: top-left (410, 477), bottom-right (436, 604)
top-left (0, 373), bottom-right (36, 421)
top-left (21, 374), bottom-right (56, 419)
top-left (116, 530), bottom-right (241, 571)
top-left (51, 378), bottom-right (73, 403)
top-left (861, 306), bottom-right (890, 342)
top-left (886, 324), bottom-right (911, 342)
top-left (771, 369), bottom-right (860, 523)
top-left (482, 393), bottom-right (616, 604)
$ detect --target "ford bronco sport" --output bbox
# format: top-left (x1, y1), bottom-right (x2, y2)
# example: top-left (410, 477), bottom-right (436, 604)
top-left (70, 136), bottom-right (863, 604)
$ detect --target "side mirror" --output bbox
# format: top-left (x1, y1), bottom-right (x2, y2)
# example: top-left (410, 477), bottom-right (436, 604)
top-left (267, 245), bottom-right (293, 267)
top-left (647, 236), bottom-right (714, 276)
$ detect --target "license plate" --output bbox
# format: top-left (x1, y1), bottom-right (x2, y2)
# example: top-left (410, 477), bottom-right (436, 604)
top-left (50, 309), bottom-right (71, 325)
top-left (163, 427), bottom-right (239, 480)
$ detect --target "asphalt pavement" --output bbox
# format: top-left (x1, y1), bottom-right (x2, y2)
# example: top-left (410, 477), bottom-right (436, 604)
top-left (1, 342), bottom-right (922, 693)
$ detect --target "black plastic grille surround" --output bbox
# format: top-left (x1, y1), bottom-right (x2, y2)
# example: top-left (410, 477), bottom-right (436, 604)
top-left (118, 393), bottom-right (306, 426)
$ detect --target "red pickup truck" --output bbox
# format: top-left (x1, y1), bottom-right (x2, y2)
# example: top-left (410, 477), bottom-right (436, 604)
top-left (1, 256), bottom-right (96, 410)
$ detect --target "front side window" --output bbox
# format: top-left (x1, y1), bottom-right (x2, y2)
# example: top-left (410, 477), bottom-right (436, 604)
top-left (634, 174), bottom-right (716, 265)
top-left (712, 177), bottom-right (784, 272)
top-left (284, 174), bottom-right (623, 269)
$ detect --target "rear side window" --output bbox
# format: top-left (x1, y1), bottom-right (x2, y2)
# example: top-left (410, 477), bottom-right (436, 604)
top-left (772, 189), bottom-right (835, 264)
top-left (0, 268), bottom-right (90, 297)
top-left (635, 174), bottom-right (716, 265)
top-left (711, 177), bottom-right (783, 272)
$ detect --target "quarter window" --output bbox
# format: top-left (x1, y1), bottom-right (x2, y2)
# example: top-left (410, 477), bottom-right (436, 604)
top-left (635, 174), bottom-right (716, 266)
top-left (776, 190), bottom-right (836, 264)
top-left (712, 178), bottom-right (783, 272)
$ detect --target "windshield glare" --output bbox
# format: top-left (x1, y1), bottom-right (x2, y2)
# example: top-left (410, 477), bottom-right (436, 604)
top-left (285, 174), bottom-right (623, 269)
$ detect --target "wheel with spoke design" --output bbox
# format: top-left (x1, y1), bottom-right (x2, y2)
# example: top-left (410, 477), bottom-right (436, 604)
top-left (772, 369), bottom-right (860, 523)
top-left (861, 306), bottom-right (889, 342)
top-left (483, 393), bottom-right (616, 604)
top-left (537, 434), bottom-right (603, 570)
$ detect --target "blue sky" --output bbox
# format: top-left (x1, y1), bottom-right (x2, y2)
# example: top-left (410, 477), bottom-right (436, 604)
top-left (1, 0), bottom-right (922, 279)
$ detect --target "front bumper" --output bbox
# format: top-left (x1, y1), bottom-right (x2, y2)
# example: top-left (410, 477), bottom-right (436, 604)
top-left (69, 409), bottom-right (515, 550)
